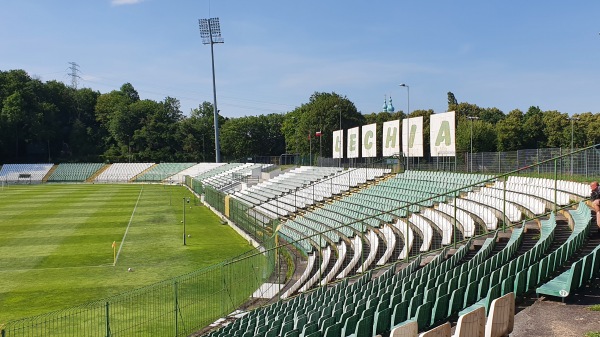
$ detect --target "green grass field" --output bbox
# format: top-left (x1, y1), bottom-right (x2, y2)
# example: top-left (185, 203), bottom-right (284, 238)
top-left (0, 183), bottom-right (255, 323)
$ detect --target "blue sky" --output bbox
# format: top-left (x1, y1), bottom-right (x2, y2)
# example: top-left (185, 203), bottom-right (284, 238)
top-left (1, 1), bottom-right (599, 118)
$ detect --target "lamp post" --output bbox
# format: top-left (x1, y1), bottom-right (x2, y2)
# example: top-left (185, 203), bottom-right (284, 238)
top-left (334, 104), bottom-right (341, 167)
top-left (183, 197), bottom-right (190, 245)
top-left (466, 116), bottom-right (479, 173)
top-left (399, 84), bottom-right (410, 170)
top-left (199, 18), bottom-right (224, 163)
top-left (570, 116), bottom-right (580, 175)
top-left (309, 129), bottom-right (312, 166)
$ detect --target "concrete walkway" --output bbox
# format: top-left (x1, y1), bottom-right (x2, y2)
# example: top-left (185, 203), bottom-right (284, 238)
top-left (512, 282), bottom-right (600, 336)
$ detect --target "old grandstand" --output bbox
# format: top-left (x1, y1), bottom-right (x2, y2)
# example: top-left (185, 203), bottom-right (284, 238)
top-left (0, 153), bottom-right (599, 337)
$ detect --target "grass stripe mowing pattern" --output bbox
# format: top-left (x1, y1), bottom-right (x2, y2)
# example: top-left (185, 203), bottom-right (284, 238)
top-left (0, 184), bottom-right (255, 323)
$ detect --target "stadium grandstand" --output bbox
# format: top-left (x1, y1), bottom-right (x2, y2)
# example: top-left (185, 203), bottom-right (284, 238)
top-left (1, 146), bottom-right (599, 337)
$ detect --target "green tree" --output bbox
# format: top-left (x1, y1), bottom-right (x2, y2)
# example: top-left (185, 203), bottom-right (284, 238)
top-left (447, 92), bottom-right (458, 111)
top-left (0, 71), bottom-right (44, 161)
top-left (134, 97), bottom-right (184, 161)
top-left (542, 110), bottom-right (569, 148)
top-left (496, 109), bottom-right (524, 151)
top-left (282, 92), bottom-right (363, 158)
top-left (480, 107), bottom-right (505, 124)
top-left (95, 84), bottom-right (146, 161)
top-left (522, 106), bottom-right (545, 149)
top-left (456, 117), bottom-right (497, 153)
top-left (68, 88), bottom-right (103, 160)
top-left (577, 112), bottom-right (600, 147)
top-left (179, 101), bottom-right (227, 162)
top-left (221, 114), bottom-right (285, 160)
top-left (1, 91), bottom-right (27, 158)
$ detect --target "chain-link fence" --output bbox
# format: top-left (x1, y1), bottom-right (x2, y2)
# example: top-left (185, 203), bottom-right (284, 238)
top-left (372, 147), bottom-right (600, 177)
top-left (237, 146), bottom-right (600, 178)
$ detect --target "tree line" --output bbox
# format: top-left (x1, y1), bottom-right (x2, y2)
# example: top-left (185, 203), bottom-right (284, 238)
top-left (1, 69), bottom-right (599, 164)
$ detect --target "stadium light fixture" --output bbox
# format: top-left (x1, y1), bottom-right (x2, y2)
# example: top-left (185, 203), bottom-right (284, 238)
top-left (399, 84), bottom-right (410, 170)
top-left (199, 18), bottom-right (224, 163)
top-left (466, 116), bottom-right (479, 173)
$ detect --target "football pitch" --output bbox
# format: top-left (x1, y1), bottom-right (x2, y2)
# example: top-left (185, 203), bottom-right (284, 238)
top-left (0, 183), bottom-right (254, 323)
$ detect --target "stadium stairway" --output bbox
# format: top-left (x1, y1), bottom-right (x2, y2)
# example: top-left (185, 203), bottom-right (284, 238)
top-left (130, 163), bottom-right (157, 182)
top-left (86, 164), bottom-right (110, 182)
top-left (42, 164), bottom-right (58, 182)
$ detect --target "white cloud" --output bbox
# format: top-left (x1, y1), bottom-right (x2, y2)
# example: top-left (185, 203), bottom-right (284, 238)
top-left (111, 0), bottom-right (144, 6)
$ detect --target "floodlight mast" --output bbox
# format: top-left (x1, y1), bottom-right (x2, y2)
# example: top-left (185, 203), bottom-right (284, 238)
top-left (199, 18), bottom-right (224, 163)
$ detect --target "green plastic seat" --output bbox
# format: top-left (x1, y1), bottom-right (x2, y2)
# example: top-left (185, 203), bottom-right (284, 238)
top-left (526, 262), bottom-right (540, 291)
top-left (341, 313), bottom-right (360, 337)
top-left (448, 286), bottom-right (466, 317)
top-left (407, 293), bottom-right (423, 318)
top-left (409, 301), bottom-right (433, 330)
top-left (323, 322), bottom-right (342, 337)
top-left (514, 270), bottom-right (528, 297)
top-left (536, 259), bottom-right (584, 299)
top-left (459, 283), bottom-right (501, 316)
top-left (391, 300), bottom-right (409, 329)
top-left (431, 294), bottom-right (450, 326)
top-left (463, 281), bottom-right (479, 307)
top-left (284, 329), bottom-right (300, 337)
top-left (373, 307), bottom-right (391, 336)
top-left (502, 275), bottom-right (515, 295)
top-left (348, 314), bottom-right (373, 337)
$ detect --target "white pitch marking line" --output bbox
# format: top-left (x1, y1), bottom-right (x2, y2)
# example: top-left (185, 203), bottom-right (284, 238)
top-left (114, 186), bottom-right (144, 266)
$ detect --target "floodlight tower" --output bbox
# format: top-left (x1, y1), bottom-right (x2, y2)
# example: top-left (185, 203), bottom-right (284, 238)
top-left (199, 18), bottom-right (224, 163)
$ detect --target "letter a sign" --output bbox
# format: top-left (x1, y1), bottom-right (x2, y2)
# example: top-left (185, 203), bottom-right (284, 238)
top-left (430, 111), bottom-right (456, 156)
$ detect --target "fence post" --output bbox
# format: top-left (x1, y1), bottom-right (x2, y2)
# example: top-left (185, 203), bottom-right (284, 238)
top-left (174, 281), bottom-right (178, 337)
top-left (502, 177), bottom-right (507, 232)
top-left (553, 159), bottom-right (558, 212)
top-left (453, 196), bottom-right (457, 249)
top-left (405, 205), bottom-right (410, 263)
top-left (498, 151), bottom-right (501, 173)
top-left (221, 263), bottom-right (226, 317)
top-left (585, 150), bottom-right (588, 178)
top-left (105, 302), bottom-right (111, 337)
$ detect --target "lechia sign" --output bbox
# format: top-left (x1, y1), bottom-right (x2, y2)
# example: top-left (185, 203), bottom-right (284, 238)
top-left (332, 111), bottom-right (456, 158)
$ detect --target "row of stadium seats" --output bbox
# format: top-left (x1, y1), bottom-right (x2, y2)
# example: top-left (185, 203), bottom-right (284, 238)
top-left (167, 162), bottom-right (225, 183)
top-left (135, 162), bottom-right (196, 182)
top-left (271, 170), bottom-right (592, 303)
top-left (207, 196), bottom-right (597, 336)
top-left (0, 163), bottom-right (54, 183)
top-left (94, 162), bottom-right (154, 182)
top-left (47, 163), bottom-right (105, 182)
top-left (0, 162), bottom-right (269, 184)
